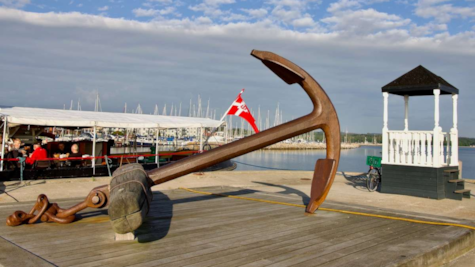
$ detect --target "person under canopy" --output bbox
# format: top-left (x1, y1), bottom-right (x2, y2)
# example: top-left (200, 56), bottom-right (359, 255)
top-left (26, 143), bottom-right (48, 165)
top-left (69, 143), bottom-right (83, 167)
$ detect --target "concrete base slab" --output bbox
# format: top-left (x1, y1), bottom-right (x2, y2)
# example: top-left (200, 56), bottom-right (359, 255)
top-left (446, 247), bottom-right (475, 267)
top-left (114, 232), bottom-right (136, 241)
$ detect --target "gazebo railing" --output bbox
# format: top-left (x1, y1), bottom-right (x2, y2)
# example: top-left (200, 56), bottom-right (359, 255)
top-left (384, 130), bottom-right (452, 167)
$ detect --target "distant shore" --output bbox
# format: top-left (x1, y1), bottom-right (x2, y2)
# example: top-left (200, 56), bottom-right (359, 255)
top-left (261, 142), bottom-right (361, 150)
top-left (202, 142), bottom-right (364, 150)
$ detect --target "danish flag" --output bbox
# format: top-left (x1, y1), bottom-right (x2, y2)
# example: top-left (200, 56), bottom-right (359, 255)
top-left (222, 89), bottom-right (259, 133)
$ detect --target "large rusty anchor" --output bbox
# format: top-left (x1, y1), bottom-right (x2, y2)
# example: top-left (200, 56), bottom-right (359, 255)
top-left (7, 50), bottom-right (340, 231)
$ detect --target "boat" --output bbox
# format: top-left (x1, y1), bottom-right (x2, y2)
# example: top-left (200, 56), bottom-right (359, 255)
top-left (129, 135), bottom-right (155, 147)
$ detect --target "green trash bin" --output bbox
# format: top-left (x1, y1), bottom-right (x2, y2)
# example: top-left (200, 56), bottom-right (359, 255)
top-left (366, 156), bottom-right (382, 168)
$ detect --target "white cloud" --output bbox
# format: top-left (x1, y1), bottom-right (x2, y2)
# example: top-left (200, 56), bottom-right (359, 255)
top-left (292, 16), bottom-right (315, 27)
top-left (267, 0), bottom-right (321, 26)
top-left (98, 6), bottom-right (109, 12)
top-left (271, 6), bottom-right (302, 23)
top-left (143, 0), bottom-right (179, 8)
top-left (0, 0), bottom-right (30, 8)
top-left (195, 16), bottom-right (212, 24)
top-left (189, 0), bottom-right (235, 17)
top-left (410, 22), bottom-right (447, 36)
top-left (415, 0), bottom-right (475, 23)
top-left (327, 0), bottom-right (390, 13)
top-left (77, 4), bottom-right (83, 7)
top-left (204, 0), bottom-right (235, 5)
top-left (148, 0), bottom-right (173, 4)
top-left (327, 0), bottom-right (360, 13)
top-left (322, 8), bottom-right (411, 35)
top-left (133, 8), bottom-right (158, 17)
top-left (189, 3), bottom-right (225, 17)
top-left (241, 8), bottom-right (268, 18)
top-left (133, 7), bottom-right (176, 17)
top-left (221, 13), bottom-right (249, 21)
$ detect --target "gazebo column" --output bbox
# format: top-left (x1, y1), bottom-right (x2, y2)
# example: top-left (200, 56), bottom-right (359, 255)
top-left (450, 94), bottom-right (459, 166)
top-left (432, 89), bottom-right (441, 167)
top-left (404, 95), bottom-right (410, 164)
top-left (382, 92), bottom-right (389, 163)
top-left (404, 95), bottom-right (409, 131)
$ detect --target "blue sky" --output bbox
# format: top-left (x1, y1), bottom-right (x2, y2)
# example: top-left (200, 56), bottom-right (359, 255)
top-left (0, 0), bottom-right (474, 136)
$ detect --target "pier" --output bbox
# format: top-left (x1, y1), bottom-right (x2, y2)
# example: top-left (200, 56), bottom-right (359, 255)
top-left (1, 171), bottom-right (474, 266)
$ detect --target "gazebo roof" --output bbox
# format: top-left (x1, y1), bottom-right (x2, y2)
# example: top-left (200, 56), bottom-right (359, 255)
top-left (382, 65), bottom-right (458, 96)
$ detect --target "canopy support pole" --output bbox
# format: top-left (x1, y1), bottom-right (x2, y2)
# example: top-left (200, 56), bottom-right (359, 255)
top-left (199, 127), bottom-right (203, 152)
top-left (125, 128), bottom-right (128, 150)
top-left (155, 125), bottom-right (160, 167)
top-left (1, 117), bottom-right (7, 171)
top-left (92, 125), bottom-right (96, 175)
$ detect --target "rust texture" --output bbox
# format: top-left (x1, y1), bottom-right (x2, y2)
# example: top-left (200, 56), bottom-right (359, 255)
top-left (6, 49), bottom-right (340, 227)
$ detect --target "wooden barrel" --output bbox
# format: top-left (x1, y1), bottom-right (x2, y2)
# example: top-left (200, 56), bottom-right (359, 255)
top-left (108, 164), bottom-right (153, 234)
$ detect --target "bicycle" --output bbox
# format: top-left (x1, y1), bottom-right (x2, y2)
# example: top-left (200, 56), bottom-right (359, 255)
top-left (366, 156), bottom-right (382, 192)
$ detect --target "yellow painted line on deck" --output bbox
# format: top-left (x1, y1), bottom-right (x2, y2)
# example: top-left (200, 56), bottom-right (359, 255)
top-left (179, 187), bottom-right (475, 231)
top-left (77, 216), bottom-right (110, 224)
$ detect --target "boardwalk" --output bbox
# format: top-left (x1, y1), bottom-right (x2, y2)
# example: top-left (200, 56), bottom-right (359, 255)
top-left (0, 186), bottom-right (473, 266)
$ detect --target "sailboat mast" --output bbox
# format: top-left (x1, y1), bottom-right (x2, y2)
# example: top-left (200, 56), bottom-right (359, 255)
top-left (189, 99), bottom-right (192, 117)
top-left (205, 99), bottom-right (210, 118)
top-left (197, 95), bottom-right (202, 118)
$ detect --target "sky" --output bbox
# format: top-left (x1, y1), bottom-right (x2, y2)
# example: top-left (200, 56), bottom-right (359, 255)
top-left (0, 0), bottom-right (474, 136)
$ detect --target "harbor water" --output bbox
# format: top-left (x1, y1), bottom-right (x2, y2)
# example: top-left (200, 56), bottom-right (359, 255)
top-left (234, 146), bottom-right (475, 179)
top-left (111, 146), bottom-right (474, 179)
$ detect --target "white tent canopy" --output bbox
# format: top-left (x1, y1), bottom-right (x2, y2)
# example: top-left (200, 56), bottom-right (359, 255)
top-left (0, 106), bottom-right (223, 129)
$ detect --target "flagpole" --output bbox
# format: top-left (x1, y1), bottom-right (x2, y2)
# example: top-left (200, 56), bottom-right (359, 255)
top-left (219, 104), bottom-right (233, 122)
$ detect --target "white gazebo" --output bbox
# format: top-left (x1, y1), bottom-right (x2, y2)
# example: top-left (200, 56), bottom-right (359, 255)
top-left (379, 66), bottom-right (467, 200)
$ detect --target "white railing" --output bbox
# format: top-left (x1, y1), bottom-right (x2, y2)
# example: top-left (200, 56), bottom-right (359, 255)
top-left (383, 130), bottom-right (456, 167)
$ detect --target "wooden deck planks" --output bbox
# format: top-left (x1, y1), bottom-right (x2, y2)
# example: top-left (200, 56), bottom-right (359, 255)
top-left (63, 207), bottom-right (316, 266)
top-left (53, 207), bottom-right (305, 265)
top-left (0, 186), bottom-right (471, 267)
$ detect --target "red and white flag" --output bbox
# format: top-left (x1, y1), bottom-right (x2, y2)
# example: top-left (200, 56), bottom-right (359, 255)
top-left (221, 89), bottom-right (259, 133)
